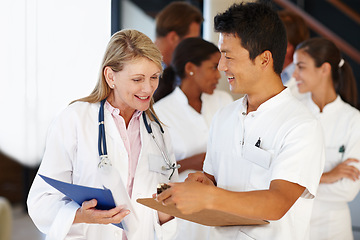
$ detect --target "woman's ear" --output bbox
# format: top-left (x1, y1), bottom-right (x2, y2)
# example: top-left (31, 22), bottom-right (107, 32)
top-left (104, 66), bottom-right (115, 88)
top-left (184, 62), bottom-right (196, 77)
top-left (321, 62), bottom-right (332, 76)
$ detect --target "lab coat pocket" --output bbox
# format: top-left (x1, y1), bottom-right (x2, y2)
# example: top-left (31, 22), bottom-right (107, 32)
top-left (243, 143), bottom-right (272, 170)
top-left (148, 154), bottom-right (169, 175)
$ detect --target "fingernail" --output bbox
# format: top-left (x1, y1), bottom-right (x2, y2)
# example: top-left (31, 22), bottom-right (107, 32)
top-left (125, 211), bottom-right (130, 215)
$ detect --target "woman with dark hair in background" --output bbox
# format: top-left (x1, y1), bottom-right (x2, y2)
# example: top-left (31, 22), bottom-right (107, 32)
top-left (293, 37), bottom-right (360, 240)
top-left (154, 37), bottom-right (233, 240)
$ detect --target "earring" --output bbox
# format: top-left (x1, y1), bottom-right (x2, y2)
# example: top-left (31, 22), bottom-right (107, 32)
top-left (112, 84), bottom-right (115, 88)
top-left (189, 72), bottom-right (194, 76)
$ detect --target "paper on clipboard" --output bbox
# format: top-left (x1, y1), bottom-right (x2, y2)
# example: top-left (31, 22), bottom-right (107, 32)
top-left (137, 198), bottom-right (269, 226)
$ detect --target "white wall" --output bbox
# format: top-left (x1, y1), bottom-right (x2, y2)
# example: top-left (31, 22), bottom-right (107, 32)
top-left (121, 0), bottom-right (155, 41)
top-left (0, 0), bottom-right (111, 166)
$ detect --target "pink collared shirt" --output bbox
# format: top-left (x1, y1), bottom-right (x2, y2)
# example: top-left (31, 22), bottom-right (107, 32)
top-left (105, 101), bottom-right (141, 198)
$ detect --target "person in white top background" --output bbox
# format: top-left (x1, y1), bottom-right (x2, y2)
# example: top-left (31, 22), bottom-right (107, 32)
top-left (157, 2), bottom-right (325, 240)
top-left (293, 37), bottom-right (360, 240)
top-left (155, 37), bottom-right (233, 182)
top-left (153, 2), bottom-right (203, 102)
top-left (278, 10), bottom-right (310, 100)
top-left (154, 37), bottom-right (233, 240)
top-left (27, 29), bottom-right (178, 240)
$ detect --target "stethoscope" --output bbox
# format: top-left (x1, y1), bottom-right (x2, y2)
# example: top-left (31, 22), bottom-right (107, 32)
top-left (98, 99), bottom-right (180, 180)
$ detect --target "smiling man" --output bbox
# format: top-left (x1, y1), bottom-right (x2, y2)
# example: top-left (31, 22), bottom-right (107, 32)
top-left (156, 2), bottom-right (325, 240)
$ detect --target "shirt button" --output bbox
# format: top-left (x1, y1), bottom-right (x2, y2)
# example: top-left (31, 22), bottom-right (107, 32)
top-left (251, 114), bottom-right (255, 117)
top-left (242, 112), bottom-right (246, 115)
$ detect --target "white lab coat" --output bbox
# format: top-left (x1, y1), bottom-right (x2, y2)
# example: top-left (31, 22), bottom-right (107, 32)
top-left (27, 101), bottom-right (178, 240)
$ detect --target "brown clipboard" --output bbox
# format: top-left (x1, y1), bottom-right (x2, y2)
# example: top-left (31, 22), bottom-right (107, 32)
top-left (136, 198), bottom-right (269, 226)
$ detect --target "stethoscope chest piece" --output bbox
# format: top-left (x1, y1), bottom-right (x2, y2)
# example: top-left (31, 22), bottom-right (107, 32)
top-left (98, 155), bottom-right (112, 169)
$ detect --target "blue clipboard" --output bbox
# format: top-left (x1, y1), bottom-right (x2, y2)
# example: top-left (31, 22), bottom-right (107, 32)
top-left (39, 174), bottom-right (123, 229)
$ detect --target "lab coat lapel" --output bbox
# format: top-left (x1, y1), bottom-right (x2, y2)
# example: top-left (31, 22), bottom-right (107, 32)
top-left (138, 114), bottom-right (150, 166)
top-left (103, 108), bottom-right (129, 186)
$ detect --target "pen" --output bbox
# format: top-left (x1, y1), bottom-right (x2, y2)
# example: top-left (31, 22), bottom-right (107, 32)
top-left (339, 145), bottom-right (345, 160)
top-left (255, 137), bottom-right (261, 148)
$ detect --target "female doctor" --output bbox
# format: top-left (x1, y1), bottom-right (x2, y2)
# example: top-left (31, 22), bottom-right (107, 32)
top-left (293, 37), bottom-right (360, 240)
top-left (27, 29), bottom-right (178, 240)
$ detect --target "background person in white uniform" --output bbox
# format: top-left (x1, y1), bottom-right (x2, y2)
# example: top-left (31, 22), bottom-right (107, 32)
top-left (278, 10), bottom-right (309, 86)
top-left (293, 37), bottom-right (360, 240)
top-left (157, 2), bottom-right (325, 240)
top-left (278, 10), bottom-right (310, 101)
top-left (27, 29), bottom-right (177, 240)
top-left (154, 37), bottom-right (233, 240)
top-left (153, 2), bottom-right (203, 102)
top-left (155, 37), bottom-right (233, 182)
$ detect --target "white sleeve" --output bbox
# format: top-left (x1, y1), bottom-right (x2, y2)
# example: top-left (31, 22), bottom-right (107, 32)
top-left (270, 118), bottom-right (325, 199)
top-left (203, 110), bottom-right (220, 178)
top-left (317, 115), bottom-right (360, 202)
top-left (27, 108), bottom-right (82, 239)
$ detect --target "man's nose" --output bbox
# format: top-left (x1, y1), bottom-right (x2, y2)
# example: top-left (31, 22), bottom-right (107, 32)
top-left (218, 55), bottom-right (227, 72)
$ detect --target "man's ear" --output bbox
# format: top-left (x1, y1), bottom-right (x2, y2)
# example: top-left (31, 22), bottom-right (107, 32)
top-left (166, 31), bottom-right (181, 46)
top-left (286, 43), bottom-right (294, 56)
top-left (104, 66), bottom-right (115, 87)
top-left (259, 50), bottom-right (273, 68)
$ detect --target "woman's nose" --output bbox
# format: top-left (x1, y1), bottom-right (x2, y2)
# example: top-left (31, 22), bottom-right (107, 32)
top-left (292, 68), bottom-right (298, 80)
top-left (215, 69), bottom-right (221, 80)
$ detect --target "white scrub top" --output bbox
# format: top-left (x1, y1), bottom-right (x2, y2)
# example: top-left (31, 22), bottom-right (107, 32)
top-left (302, 95), bottom-right (360, 240)
top-left (203, 88), bottom-right (325, 240)
top-left (154, 87), bottom-right (233, 240)
top-left (27, 101), bottom-right (178, 240)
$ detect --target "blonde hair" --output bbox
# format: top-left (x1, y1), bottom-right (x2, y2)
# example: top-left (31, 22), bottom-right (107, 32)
top-left (74, 29), bottom-right (163, 119)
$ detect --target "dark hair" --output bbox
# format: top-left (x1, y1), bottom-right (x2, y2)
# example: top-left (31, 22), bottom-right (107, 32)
top-left (156, 2), bottom-right (203, 38)
top-left (214, 2), bottom-right (287, 75)
top-left (278, 10), bottom-right (309, 48)
top-left (296, 37), bottom-right (358, 107)
top-left (153, 38), bottom-right (219, 102)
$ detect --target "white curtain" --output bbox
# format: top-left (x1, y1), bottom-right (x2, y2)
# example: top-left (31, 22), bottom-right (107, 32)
top-left (0, 0), bottom-right (111, 166)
